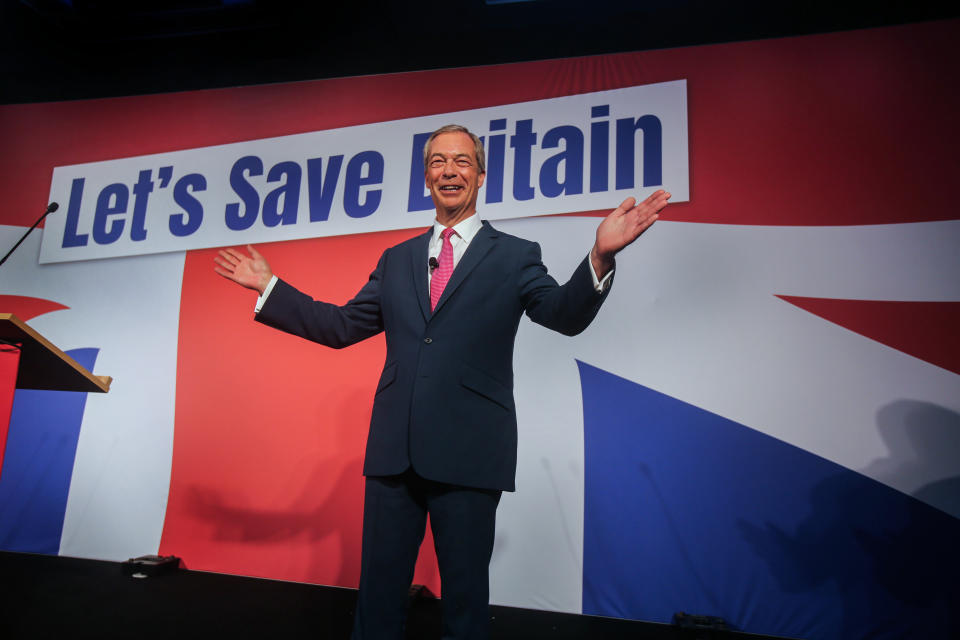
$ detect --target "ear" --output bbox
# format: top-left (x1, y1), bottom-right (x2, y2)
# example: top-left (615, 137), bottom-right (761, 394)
top-left (477, 171), bottom-right (486, 188)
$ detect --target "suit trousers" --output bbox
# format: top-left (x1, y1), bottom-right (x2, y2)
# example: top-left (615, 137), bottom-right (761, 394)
top-left (351, 470), bottom-right (502, 640)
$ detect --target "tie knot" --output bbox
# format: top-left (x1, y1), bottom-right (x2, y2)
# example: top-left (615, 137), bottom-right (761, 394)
top-left (441, 228), bottom-right (456, 241)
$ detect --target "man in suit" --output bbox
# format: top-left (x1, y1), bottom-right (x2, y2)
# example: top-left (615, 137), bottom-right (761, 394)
top-left (215, 124), bottom-right (670, 639)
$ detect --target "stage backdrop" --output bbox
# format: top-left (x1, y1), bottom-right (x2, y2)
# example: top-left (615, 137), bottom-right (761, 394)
top-left (1, 19), bottom-right (958, 640)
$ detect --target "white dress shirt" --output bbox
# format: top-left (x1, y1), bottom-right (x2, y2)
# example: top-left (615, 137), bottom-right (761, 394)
top-left (427, 213), bottom-right (484, 285)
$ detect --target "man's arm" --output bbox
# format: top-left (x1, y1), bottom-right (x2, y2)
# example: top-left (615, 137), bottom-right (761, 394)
top-left (521, 245), bottom-right (610, 336)
top-left (214, 244), bottom-right (383, 348)
top-left (522, 189), bottom-right (670, 335)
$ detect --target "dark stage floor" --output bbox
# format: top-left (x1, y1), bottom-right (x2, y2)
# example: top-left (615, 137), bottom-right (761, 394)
top-left (1, 551), bottom-right (796, 639)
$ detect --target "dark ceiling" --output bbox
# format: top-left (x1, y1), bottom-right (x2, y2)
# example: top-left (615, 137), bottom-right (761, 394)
top-left (2, 0), bottom-right (957, 103)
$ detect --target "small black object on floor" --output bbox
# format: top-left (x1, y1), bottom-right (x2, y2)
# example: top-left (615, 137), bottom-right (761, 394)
top-left (121, 554), bottom-right (181, 577)
top-left (1, 551), bottom-right (797, 639)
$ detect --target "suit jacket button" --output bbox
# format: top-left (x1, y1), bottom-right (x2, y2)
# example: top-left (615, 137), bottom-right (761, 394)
top-left (423, 337), bottom-right (432, 344)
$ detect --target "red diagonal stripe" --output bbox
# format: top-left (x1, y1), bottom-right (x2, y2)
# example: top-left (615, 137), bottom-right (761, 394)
top-left (0, 295), bottom-right (69, 322)
top-left (777, 296), bottom-right (960, 375)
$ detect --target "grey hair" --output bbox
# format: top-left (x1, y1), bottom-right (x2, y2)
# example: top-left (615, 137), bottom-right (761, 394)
top-left (422, 124), bottom-right (486, 174)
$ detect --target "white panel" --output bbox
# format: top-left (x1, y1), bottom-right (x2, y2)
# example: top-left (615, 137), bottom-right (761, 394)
top-left (1, 225), bottom-right (184, 560)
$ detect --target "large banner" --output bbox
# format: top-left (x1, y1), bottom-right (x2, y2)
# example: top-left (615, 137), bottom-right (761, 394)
top-left (1, 19), bottom-right (958, 640)
top-left (40, 81), bottom-right (689, 262)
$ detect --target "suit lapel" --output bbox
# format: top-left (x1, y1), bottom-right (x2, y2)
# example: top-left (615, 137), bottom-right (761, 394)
top-left (410, 228), bottom-right (433, 322)
top-left (431, 221), bottom-right (497, 317)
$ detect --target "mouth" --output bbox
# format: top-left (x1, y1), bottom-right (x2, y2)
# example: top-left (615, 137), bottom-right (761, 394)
top-left (438, 185), bottom-right (463, 192)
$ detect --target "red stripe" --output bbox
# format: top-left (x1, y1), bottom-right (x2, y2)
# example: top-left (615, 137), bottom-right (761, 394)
top-left (0, 296), bottom-right (69, 322)
top-left (778, 296), bottom-right (960, 375)
top-left (161, 229), bottom-right (440, 592)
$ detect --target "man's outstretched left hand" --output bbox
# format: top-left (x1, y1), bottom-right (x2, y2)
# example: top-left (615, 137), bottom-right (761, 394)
top-left (591, 189), bottom-right (671, 278)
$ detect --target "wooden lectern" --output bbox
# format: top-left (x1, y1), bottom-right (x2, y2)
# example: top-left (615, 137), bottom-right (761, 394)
top-left (0, 313), bottom-right (111, 477)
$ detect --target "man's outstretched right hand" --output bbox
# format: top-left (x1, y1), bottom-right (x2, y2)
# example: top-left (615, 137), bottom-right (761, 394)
top-left (214, 244), bottom-right (273, 295)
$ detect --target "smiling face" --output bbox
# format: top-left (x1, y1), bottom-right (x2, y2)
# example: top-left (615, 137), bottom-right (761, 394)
top-left (424, 131), bottom-right (486, 226)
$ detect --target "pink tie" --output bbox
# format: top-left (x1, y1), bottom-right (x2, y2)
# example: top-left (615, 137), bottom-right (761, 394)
top-left (430, 228), bottom-right (456, 311)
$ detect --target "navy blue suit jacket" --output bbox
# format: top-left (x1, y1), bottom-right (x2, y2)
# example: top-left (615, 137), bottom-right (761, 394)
top-left (256, 221), bottom-right (610, 491)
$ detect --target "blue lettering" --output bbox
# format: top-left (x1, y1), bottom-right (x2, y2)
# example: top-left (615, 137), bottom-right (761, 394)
top-left (225, 155), bottom-right (263, 231)
top-left (616, 115), bottom-right (662, 189)
top-left (62, 178), bottom-right (88, 248)
top-left (510, 119), bottom-right (537, 201)
top-left (92, 183), bottom-right (128, 245)
top-left (539, 125), bottom-right (584, 198)
top-left (407, 132), bottom-right (433, 212)
top-left (590, 105), bottom-right (609, 193)
top-left (306, 155), bottom-right (343, 222)
top-left (344, 151), bottom-right (383, 219)
top-left (129, 169), bottom-right (153, 242)
top-left (485, 118), bottom-right (506, 204)
top-left (263, 161), bottom-right (301, 227)
top-left (169, 173), bottom-right (207, 237)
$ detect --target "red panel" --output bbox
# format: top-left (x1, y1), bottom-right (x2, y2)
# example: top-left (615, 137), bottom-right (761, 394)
top-left (0, 20), bottom-right (957, 229)
top-left (0, 347), bottom-right (21, 479)
top-left (162, 228), bottom-right (439, 592)
top-left (778, 296), bottom-right (960, 375)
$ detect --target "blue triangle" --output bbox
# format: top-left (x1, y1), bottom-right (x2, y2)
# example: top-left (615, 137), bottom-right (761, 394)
top-left (0, 348), bottom-right (99, 554)
top-left (579, 360), bottom-right (959, 639)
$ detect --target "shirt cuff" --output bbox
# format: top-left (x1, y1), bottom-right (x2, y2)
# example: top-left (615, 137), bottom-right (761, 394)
top-left (588, 255), bottom-right (614, 293)
top-left (254, 275), bottom-right (279, 313)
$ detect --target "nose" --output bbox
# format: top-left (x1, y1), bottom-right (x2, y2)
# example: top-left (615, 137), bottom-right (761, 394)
top-left (442, 159), bottom-right (457, 176)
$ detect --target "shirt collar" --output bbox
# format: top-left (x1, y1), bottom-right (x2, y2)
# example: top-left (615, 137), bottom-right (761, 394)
top-left (432, 212), bottom-right (483, 246)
